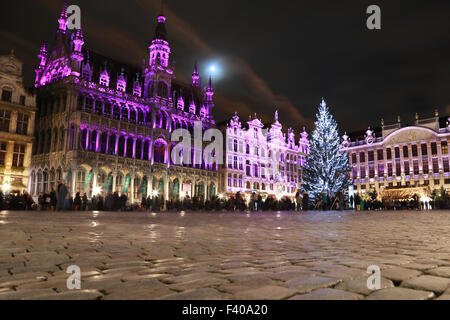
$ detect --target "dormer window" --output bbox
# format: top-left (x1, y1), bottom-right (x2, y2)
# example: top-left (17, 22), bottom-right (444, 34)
top-left (117, 81), bottom-right (126, 92)
top-left (189, 103), bottom-right (196, 114)
top-left (133, 85), bottom-right (141, 97)
top-left (177, 97), bottom-right (185, 110)
top-left (100, 74), bottom-right (109, 87)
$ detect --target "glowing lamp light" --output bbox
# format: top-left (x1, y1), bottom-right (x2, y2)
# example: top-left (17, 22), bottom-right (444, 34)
top-left (2, 183), bottom-right (10, 192)
top-left (180, 192), bottom-right (186, 198)
top-left (152, 191), bottom-right (158, 197)
top-left (92, 186), bottom-right (102, 196)
top-left (218, 194), bottom-right (224, 200)
top-left (210, 66), bottom-right (216, 72)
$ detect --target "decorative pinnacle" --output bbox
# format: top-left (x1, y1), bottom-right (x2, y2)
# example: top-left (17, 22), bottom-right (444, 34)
top-left (61, 2), bottom-right (68, 18)
top-left (40, 41), bottom-right (47, 54)
top-left (193, 61), bottom-right (198, 74)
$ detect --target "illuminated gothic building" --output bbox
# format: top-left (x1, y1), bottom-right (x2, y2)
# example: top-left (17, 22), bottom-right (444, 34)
top-left (220, 112), bottom-right (310, 199)
top-left (342, 111), bottom-right (450, 201)
top-left (29, 6), bottom-right (219, 202)
top-left (0, 50), bottom-right (36, 194)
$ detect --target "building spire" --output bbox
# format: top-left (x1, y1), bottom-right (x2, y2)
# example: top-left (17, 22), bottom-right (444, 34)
top-left (57, 2), bottom-right (68, 34)
top-left (192, 61), bottom-right (199, 86)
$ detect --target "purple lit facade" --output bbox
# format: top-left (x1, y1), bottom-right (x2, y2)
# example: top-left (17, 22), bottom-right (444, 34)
top-left (220, 112), bottom-right (310, 200)
top-left (30, 6), bottom-right (219, 203)
top-left (342, 112), bottom-right (450, 200)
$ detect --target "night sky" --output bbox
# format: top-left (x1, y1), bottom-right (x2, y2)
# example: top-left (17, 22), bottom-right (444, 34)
top-left (1, 0), bottom-right (450, 134)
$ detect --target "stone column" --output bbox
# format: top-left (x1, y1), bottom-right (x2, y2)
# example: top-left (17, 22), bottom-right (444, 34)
top-left (132, 138), bottom-right (137, 159)
top-left (131, 175), bottom-right (135, 204)
top-left (147, 175), bottom-right (153, 197)
top-left (123, 136), bottom-right (129, 158)
top-left (112, 172), bottom-right (117, 193)
top-left (164, 175), bottom-right (169, 202)
top-left (149, 140), bottom-right (154, 164)
top-left (164, 145), bottom-right (169, 167)
top-left (92, 170), bottom-right (98, 198)
top-left (96, 131), bottom-right (101, 153)
top-left (71, 168), bottom-right (77, 196)
top-left (105, 132), bottom-right (111, 154)
top-left (85, 129), bottom-right (90, 151)
top-left (115, 134), bottom-right (119, 156)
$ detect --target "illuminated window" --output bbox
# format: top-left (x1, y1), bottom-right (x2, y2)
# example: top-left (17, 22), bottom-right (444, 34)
top-left (412, 145), bottom-right (418, 157)
top-left (433, 158), bottom-right (439, 174)
top-left (16, 113), bottom-right (29, 135)
top-left (423, 159), bottom-right (429, 174)
top-left (378, 164), bottom-right (384, 176)
top-left (360, 152), bottom-right (366, 163)
top-left (421, 144), bottom-right (428, 156)
top-left (0, 109), bottom-right (11, 132)
top-left (443, 158), bottom-right (449, 173)
top-left (442, 141), bottom-right (448, 155)
top-left (413, 160), bottom-right (419, 175)
top-left (0, 142), bottom-right (6, 166)
top-left (431, 143), bottom-right (438, 156)
top-left (403, 146), bottom-right (409, 158)
top-left (404, 161), bottom-right (410, 176)
top-left (12, 144), bottom-right (25, 167)
top-left (377, 150), bottom-right (383, 161)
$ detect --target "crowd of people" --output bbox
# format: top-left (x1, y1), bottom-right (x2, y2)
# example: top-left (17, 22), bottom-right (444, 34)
top-left (2, 183), bottom-right (450, 212)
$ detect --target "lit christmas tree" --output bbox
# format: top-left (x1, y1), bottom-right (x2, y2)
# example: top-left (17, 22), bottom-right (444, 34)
top-left (302, 99), bottom-right (351, 200)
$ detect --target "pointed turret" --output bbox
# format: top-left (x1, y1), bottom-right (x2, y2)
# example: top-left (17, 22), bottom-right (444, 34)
top-left (35, 42), bottom-right (48, 86)
top-left (133, 73), bottom-right (142, 96)
top-left (148, 13), bottom-right (171, 68)
top-left (192, 61), bottom-right (199, 86)
top-left (37, 42), bottom-right (47, 67)
top-left (57, 2), bottom-right (68, 34)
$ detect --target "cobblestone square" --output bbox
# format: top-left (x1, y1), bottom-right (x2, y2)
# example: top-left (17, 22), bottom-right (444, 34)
top-left (0, 210), bottom-right (450, 300)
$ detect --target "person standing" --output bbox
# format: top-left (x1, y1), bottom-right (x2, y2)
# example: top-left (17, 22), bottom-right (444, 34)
top-left (82, 193), bottom-right (88, 211)
top-left (49, 190), bottom-right (57, 211)
top-left (74, 192), bottom-right (82, 211)
top-left (56, 180), bottom-right (69, 211)
top-left (354, 193), bottom-right (361, 211)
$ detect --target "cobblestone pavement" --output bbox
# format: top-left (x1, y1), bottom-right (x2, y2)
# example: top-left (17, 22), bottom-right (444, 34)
top-left (1, 210), bottom-right (450, 300)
